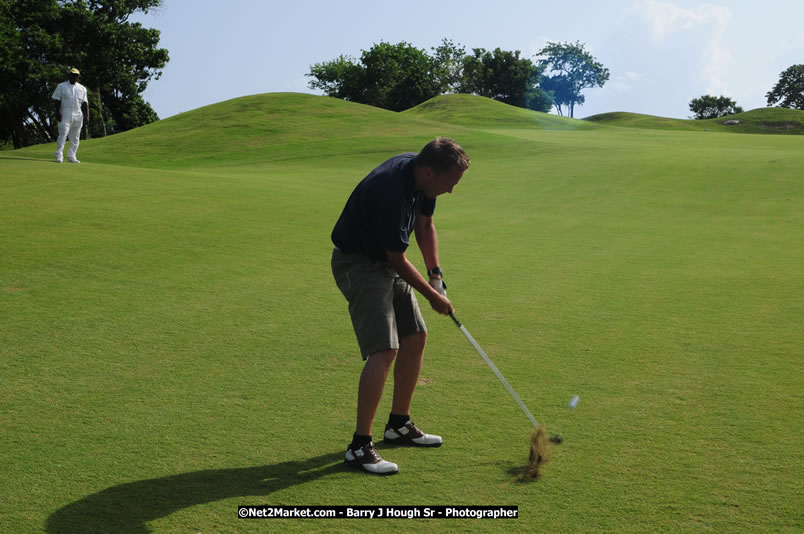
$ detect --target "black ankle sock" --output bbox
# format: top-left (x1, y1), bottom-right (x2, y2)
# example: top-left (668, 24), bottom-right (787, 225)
top-left (387, 413), bottom-right (410, 429)
top-left (350, 433), bottom-right (372, 450)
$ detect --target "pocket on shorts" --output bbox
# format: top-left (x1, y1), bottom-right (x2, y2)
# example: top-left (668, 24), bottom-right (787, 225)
top-left (332, 251), bottom-right (360, 300)
top-left (334, 269), bottom-right (352, 298)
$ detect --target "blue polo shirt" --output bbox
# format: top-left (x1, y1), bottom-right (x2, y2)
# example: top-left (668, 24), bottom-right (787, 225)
top-left (332, 153), bottom-right (436, 260)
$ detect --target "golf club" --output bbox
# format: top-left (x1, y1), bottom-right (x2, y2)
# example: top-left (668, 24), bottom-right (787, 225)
top-left (449, 312), bottom-right (541, 429)
top-left (449, 312), bottom-right (552, 477)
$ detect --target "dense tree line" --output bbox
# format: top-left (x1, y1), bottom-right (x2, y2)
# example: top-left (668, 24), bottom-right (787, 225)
top-left (307, 39), bottom-right (608, 116)
top-left (0, 0), bottom-right (168, 149)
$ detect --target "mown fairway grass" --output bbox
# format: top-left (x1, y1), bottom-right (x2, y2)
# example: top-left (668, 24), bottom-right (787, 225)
top-left (2, 94), bottom-right (802, 533)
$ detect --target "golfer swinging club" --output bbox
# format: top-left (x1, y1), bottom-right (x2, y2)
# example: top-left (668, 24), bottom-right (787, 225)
top-left (331, 137), bottom-right (470, 475)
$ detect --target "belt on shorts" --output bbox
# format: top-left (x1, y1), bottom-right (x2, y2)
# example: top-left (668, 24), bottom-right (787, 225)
top-left (332, 247), bottom-right (387, 263)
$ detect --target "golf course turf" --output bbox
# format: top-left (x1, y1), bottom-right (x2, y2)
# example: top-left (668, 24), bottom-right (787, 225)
top-left (1, 93), bottom-right (802, 533)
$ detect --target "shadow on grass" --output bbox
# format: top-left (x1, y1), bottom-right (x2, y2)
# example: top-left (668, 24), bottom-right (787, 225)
top-left (46, 451), bottom-right (344, 534)
top-left (0, 155), bottom-right (51, 162)
top-left (506, 464), bottom-right (541, 483)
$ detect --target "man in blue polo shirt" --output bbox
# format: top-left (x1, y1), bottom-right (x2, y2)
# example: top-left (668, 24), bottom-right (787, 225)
top-left (331, 137), bottom-right (470, 475)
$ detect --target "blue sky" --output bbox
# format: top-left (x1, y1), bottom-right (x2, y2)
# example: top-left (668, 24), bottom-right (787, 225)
top-left (132, 0), bottom-right (804, 119)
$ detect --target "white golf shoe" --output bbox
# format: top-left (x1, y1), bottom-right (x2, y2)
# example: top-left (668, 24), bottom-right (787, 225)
top-left (345, 442), bottom-right (398, 475)
top-left (384, 421), bottom-right (443, 447)
top-left (67, 157), bottom-right (80, 163)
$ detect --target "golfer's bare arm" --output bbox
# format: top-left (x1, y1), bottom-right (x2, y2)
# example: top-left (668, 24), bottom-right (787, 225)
top-left (414, 214), bottom-right (441, 278)
top-left (386, 246), bottom-right (452, 315)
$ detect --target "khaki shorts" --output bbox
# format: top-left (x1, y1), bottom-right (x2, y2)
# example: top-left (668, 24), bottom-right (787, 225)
top-left (331, 249), bottom-right (427, 359)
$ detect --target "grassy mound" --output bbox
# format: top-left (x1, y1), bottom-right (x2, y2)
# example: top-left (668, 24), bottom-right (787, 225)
top-left (403, 94), bottom-right (599, 130)
top-left (584, 107), bottom-right (804, 134)
top-left (13, 92), bottom-right (467, 169)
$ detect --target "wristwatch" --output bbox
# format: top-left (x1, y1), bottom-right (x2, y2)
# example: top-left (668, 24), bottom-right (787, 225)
top-left (427, 266), bottom-right (443, 278)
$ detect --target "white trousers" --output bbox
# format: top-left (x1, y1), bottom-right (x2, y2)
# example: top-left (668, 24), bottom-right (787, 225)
top-left (55, 118), bottom-right (83, 160)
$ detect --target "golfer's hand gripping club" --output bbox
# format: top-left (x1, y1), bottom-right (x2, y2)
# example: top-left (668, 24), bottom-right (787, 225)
top-left (429, 277), bottom-right (447, 296)
top-left (429, 292), bottom-right (453, 315)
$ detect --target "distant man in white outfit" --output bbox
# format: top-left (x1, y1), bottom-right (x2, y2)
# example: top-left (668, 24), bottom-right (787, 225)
top-left (52, 68), bottom-right (89, 163)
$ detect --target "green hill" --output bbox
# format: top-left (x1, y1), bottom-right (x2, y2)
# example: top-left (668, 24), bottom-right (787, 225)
top-left (403, 93), bottom-right (599, 130)
top-left (12, 93), bottom-right (601, 170)
top-left (584, 107), bottom-right (804, 134)
top-left (13, 92), bottom-right (468, 169)
top-left (12, 94), bottom-right (801, 170)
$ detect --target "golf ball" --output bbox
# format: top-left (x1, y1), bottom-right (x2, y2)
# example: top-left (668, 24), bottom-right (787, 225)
top-left (568, 395), bottom-right (580, 409)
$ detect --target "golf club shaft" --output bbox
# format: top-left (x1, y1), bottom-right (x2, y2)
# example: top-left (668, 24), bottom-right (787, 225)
top-left (449, 313), bottom-right (540, 430)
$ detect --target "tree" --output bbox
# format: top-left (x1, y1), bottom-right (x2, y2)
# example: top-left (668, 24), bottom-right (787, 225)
top-left (359, 42), bottom-right (439, 112)
top-left (430, 38), bottom-right (465, 94)
top-left (689, 95), bottom-right (743, 119)
top-left (0, 0), bottom-right (63, 148)
top-left (306, 55), bottom-right (365, 102)
top-left (766, 64), bottom-right (804, 110)
top-left (525, 66), bottom-right (553, 112)
top-left (0, 0), bottom-right (168, 148)
top-left (308, 40), bottom-right (545, 112)
top-left (308, 41), bottom-right (439, 112)
top-left (536, 41), bottom-right (609, 118)
top-left (538, 73), bottom-right (577, 116)
top-left (459, 48), bottom-right (534, 107)
top-left (57, 0), bottom-right (168, 137)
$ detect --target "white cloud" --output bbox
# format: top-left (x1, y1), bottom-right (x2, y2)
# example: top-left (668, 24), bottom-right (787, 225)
top-left (630, 0), bottom-right (717, 41)
top-left (628, 0), bottom-right (733, 95)
top-left (781, 31), bottom-right (804, 51)
top-left (613, 71), bottom-right (646, 91)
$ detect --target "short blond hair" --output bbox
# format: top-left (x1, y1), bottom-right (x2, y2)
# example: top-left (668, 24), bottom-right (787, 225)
top-left (414, 137), bottom-right (470, 174)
